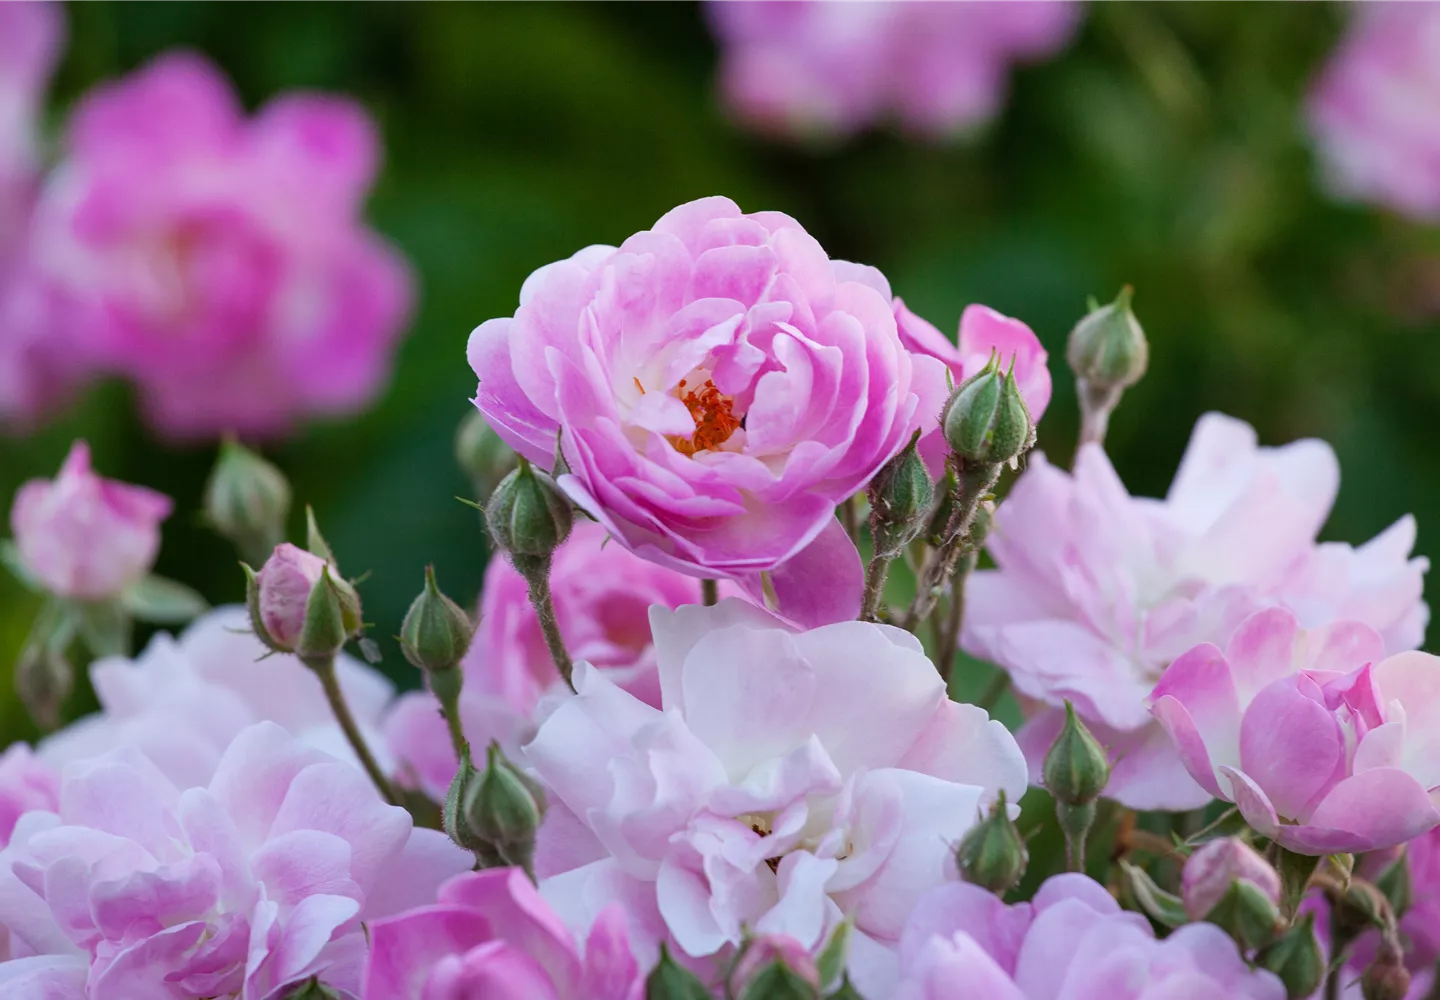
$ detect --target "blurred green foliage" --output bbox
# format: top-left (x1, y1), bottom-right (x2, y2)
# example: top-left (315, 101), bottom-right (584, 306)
top-left (4, 2), bottom-right (1439, 743)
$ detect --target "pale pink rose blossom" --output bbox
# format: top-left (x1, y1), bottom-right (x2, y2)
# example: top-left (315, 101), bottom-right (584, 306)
top-left (0, 721), bottom-right (471, 1000)
top-left (707, 1), bottom-right (1081, 141)
top-left (469, 195), bottom-right (950, 628)
top-left (524, 600), bottom-right (1027, 985)
top-left (1152, 607), bottom-right (1440, 855)
top-left (1308, 2), bottom-right (1440, 221)
top-left (1180, 837), bottom-right (1280, 921)
top-left (888, 874), bottom-right (1284, 1000)
top-left (40, 606), bottom-right (395, 789)
top-left (254, 542), bottom-right (331, 651)
top-left (385, 520), bottom-right (726, 801)
top-left (0, 743), bottom-right (58, 849)
top-left (963, 412), bottom-right (1427, 811)
top-left (893, 299), bottom-right (1051, 474)
top-left (9, 440), bottom-right (173, 599)
top-left (29, 51), bottom-right (413, 438)
top-left (362, 867), bottom-right (642, 1000)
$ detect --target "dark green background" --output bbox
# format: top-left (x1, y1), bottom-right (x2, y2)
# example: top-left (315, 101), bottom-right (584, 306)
top-left (5, 2), bottom-right (1439, 742)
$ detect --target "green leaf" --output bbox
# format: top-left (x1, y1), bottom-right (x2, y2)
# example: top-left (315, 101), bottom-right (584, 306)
top-left (816, 920), bottom-right (852, 990)
top-left (1277, 848), bottom-right (1323, 920)
top-left (1120, 860), bottom-right (1189, 929)
top-left (121, 575), bottom-right (209, 624)
top-left (306, 505), bottom-right (336, 564)
top-left (1, 539), bottom-right (40, 592)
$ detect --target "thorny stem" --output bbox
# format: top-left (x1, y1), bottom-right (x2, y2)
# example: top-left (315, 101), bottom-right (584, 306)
top-left (518, 556), bottom-right (574, 691)
top-left (306, 653), bottom-right (400, 805)
top-left (937, 547), bottom-right (979, 680)
top-left (860, 550), bottom-right (892, 622)
top-left (904, 460), bottom-right (1000, 629)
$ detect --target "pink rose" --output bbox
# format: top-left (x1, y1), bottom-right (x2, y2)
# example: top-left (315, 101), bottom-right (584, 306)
top-left (888, 874), bottom-right (1283, 1000)
top-left (894, 299), bottom-right (1051, 474)
top-left (362, 868), bottom-right (642, 1000)
top-left (254, 542), bottom-right (331, 651)
top-left (1180, 837), bottom-right (1280, 921)
top-left (1152, 607), bottom-right (1440, 855)
top-left (1308, 2), bottom-right (1440, 221)
top-left (524, 600), bottom-right (1026, 983)
top-left (9, 440), bottom-right (172, 599)
top-left (707, 1), bottom-right (1081, 141)
top-left (29, 51), bottom-right (413, 437)
top-left (962, 412), bottom-right (1427, 811)
top-left (0, 721), bottom-right (471, 999)
top-left (470, 196), bottom-right (950, 627)
top-left (0, 743), bottom-right (58, 849)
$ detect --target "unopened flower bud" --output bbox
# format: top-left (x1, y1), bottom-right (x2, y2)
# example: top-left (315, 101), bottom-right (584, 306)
top-left (867, 431), bottom-right (933, 559)
top-left (1066, 285), bottom-right (1148, 391)
top-left (246, 543), bottom-right (362, 656)
top-left (486, 458), bottom-right (573, 571)
top-left (203, 438), bottom-right (292, 563)
top-left (400, 566), bottom-right (474, 675)
top-left (1182, 838), bottom-right (1281, 921)
top-left (734, 936), bottom-right (820, 1000)
top-left (1204, 879), bottom-right (1284, 951)
top-left (455, 410), bottom-right (517, 502)
top-left (442, 749), bottom-right (486, 855)
top-left (280, 978), bottom-right (341, 1000)
top-left (1257, 914), bottom-right (1325, 1000)
top-left (1362, 938), bottom-right (1411, 1000)
top-left (463, 742), bottom-right (545, 871)
top-left (941, 354), bottom-right (1033, 467)
top-left (645, 943), bottom-right (713, 1000)
top-left (1043, 701), bottom-right (1110, 807)
top-left (956, 789), bottom-right (1028, 895)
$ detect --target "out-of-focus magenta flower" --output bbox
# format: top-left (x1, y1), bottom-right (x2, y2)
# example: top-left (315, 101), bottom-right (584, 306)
top-left (40, 606), bottom-right (396, 788)
top-left (0, 743), bottom-right (57, 849)
top-left (0, 722), bottom-right (471, 999)
top-left (469, 195), bottom-right (949, 627)
top-left (9, 440), bottom-right (172, 600)
top-left (888, 874), bottom-right (1283, 1000)
top-left (0, 1), bottom-right (79, 428)
top-left (30, 52), bottom-right (412, 438)
top-left (707, 1), bottom-right (1081, 142)
top-left (525, 600), bottom-right (1026, 984)
top-left (362, 867), bottom-right (642, 1000)
top-left (962, 413), bottom-right (1428, 812)
top-left (1153, 607), bottom-right (1440, 855)
top-left (894, 300), bottom-right (1051, 473)
top-left (1180, 837), bottom-right (1280, 921)
top-left (254, 542), bottom-right (331, 651)
top-left (1308, 2), bottom-right (1440, 221)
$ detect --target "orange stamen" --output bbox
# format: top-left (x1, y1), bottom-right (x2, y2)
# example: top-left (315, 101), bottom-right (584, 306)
top-left (633, 377), bottom-right (646, 395)
top-left (672, 379), bottom-right (741, 456)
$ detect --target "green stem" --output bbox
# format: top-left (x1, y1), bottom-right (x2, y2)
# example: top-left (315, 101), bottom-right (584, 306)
top-left (839, 494), bottom-right (859, 545)
top-left (904, 460), bottom-right (1000, 629)
top-left (519, 556), bottom-right (573, 691)
top-left (429, 666), bottom-right (469, 763)
top-left (937, 548), bottom-right (978, 681)
top-left (307, 654), bottom-right (400, 805)
top-left (1076, 380), bottom-right (1123, 452)
top-left (701, 578), bottom-right (719, 607)
top-left (860, 551), bottom-right (893, 622)
top-left (1057, 800), bottom-right (1096, 874)
top-left (976, 670), bottom-right (1012, 712)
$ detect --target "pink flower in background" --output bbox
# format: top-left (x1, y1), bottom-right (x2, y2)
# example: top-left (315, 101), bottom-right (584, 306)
top-left (29, 51), bottom-right (412, 438)
top-left (362, 868), bottom-right (642, 1000)
top-left (469, 195), bottom-right (948, 627)
top-left (9, 440), bottom-right (172, 600)
top-left (0, 722), bottom-right (470, 1000)
top-left (708, 1), bottom-right (1081, 142)
top-left (962, 412), bottom-right (1427, 811)
top-left (894, 299), bottom-right (1052, 474)
top-left (1308, 2), bottom-right (1440, 221)
top-left (40, 606), bottom-right (396, 789)
top-left (525, 600), bottom-right (1026, 983)
top-left (1152, 607), bottom-right (1440, 854)
top-left (386, 520), bottom-right (726, 800)
top-left (889, 874), bottom-right (1283, 1000)
top-left (0, 743), bottom-right (57, 849)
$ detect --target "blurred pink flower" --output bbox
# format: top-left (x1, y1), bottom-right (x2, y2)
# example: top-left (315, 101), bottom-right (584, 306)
top-left (1308, 2), bottom-right (1440, 221)
top-left (963, 412), bottom-right (1427, 811)
top-left (9, 440), bottom-right (172, 600)
top-left (894, 299), bottom-right (1051, 474)
top-left (1153, 607), bottom-right (1440, 855)
top-left (708, 1), bottom-right (1081, 141)
top-left (731, 934), bottom-right (820, 995)
top-left (0, 2), bottom-right (75, 427)
top-left (887, 874), bottom-right (1283, 1000)
top-left (0, 722), bottom-right (470, 1000)
top-left (1180, 837), bottom-right (1280, 921)
top-left (469, 195), bottom-right (949, 627)
top-left (30, 51), bottom-right (413, 438)
top-left (0, 743), bottom-right (57, 849)
top-left (525, 600), bottom-right (1026, 984)
top-left (40, 606), bottom-right (396, 789)
top-left (385, 520), bottom-right (728, 801)
top-left (362, 867), bottom-right (642, 1000)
